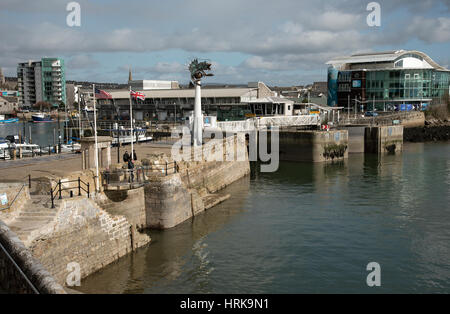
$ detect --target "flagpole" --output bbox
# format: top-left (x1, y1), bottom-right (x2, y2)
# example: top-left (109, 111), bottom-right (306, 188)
top-left (129, 86), bottom-right (134, 160)
top-left (93, 84), bottom-right (100, 193)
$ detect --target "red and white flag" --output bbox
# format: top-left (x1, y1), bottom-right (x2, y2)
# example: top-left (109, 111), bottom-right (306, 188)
top-left (95, 88), bottom-right (112, 99)
top-left (130, 90), bottom-right (145, 101)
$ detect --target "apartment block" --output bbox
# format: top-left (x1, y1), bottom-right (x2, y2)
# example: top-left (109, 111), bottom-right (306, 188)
top-left (17, 58), bottom-right (66, 107)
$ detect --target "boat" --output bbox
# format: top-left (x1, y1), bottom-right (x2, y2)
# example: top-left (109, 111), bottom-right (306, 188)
top-left (61, 143), bottom-right (81, 153)
top-left (32, 113), bottom-right (53, 122)
top-left (0, 115), bottom-right (19, 124)
top-left (13, 143), bottom-right (41, 157)
top-left (0, 138), bottom-right (11, 159)
top-left (106, 127), bottom-right (153, 146)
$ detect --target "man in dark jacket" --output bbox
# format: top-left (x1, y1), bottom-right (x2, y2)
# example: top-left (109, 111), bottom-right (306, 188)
top-left (123, 151), bottom-right (130, 163)
top-left (133, 150), bottom-right (137, 161)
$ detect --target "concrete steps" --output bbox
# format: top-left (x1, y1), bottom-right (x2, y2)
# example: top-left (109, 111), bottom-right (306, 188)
top-left (8, 195), bottom-right (59, 244)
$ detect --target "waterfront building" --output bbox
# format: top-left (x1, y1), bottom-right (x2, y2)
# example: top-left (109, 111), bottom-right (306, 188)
top-left (17, 58), bottom-right (66, 108)
top-left (129, 80), bottom-right (180, 91)
top-left (66, 83), bottom-right (84, 110)
top-left (0, 67), bottom-right (5, 85)
top-left (326, 50), bottom-right (450, 110)
top-left (0, 95), bottom-right (19, 114)
top-left (96, 81), bottom-right (294, 121)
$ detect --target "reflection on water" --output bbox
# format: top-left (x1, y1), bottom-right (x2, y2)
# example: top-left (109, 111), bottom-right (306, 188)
top-left (77, 142), bottom-right (450, 294)
top-left (0, 121), bottom-right (65, 147)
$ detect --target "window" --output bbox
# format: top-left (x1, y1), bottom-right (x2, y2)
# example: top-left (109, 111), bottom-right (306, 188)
top-left (395, 60), bottom-right (403, 68)
top-left (405, 74), bottom-right (410, 80)
top-left (414, 73), bottom-right (420, 80)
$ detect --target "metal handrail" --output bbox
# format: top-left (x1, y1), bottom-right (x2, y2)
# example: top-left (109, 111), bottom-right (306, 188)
top-left (0, 240), bottom-right (39, 294)
top-left (101, 162), bottom-right (178, 187)
top-left (50, 177), bottom-right (90, 208)
top-left (0, 175), bottom-right (31, 212)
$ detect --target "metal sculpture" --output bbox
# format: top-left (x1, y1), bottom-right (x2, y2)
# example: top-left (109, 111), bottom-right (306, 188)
top-left (189, 59), bottom-right (214, 85)
top-left (188, 59), bottom-right (214, 146)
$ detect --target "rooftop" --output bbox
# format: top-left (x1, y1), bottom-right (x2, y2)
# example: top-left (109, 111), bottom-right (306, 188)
top-left (109, 87), bottom-right (258, 99)
top-left (327, 50), bottom-right (449, 71)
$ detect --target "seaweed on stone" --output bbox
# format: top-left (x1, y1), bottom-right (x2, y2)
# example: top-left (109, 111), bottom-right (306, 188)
top-left (323, 144), bottom-right (348, 160)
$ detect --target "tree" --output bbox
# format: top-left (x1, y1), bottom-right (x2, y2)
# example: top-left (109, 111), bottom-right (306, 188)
top-left (34, 101), bottom-right (52, 112)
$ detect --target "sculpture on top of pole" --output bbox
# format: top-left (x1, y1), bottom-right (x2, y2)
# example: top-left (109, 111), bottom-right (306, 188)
top-left (188, 59), bottom-right (214, 146)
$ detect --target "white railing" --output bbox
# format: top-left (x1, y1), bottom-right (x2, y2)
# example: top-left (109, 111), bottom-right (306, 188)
top-left (217, 115), bottom-right (320, 132)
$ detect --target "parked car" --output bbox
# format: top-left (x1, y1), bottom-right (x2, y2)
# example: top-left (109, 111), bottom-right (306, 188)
top-left (365, 111), bottom-right (379, 117)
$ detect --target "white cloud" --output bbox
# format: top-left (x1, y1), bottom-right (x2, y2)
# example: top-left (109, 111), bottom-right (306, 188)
top-left (0, 0), bottom-right (449, 84)
top-left (67, 55), bottom-right (99, 69)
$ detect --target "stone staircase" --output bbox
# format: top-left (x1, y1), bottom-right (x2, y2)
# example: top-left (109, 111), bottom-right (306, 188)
top-left (8, 195), bottom-right (59, 245)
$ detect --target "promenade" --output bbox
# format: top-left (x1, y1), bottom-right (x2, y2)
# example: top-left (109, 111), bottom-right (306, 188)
top-left (0, 142), bottom-right (174, 182)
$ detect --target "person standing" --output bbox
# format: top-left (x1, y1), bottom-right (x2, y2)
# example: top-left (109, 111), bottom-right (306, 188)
top-left (123, 150), bottom-right (130, 163)
top-left (133, 149), bottom-right (137, 161)
top-left (128, 159), bottom-right (135, 182)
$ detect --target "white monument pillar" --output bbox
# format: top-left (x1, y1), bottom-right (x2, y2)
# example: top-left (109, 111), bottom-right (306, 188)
top-left (193, 81), bottom-right (203, 146)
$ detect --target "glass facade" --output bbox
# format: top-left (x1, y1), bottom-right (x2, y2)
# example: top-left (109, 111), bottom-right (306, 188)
top-left (366, 69), bottom-right (449, 103)
top-left (41, 58), bottom-right (66, 106)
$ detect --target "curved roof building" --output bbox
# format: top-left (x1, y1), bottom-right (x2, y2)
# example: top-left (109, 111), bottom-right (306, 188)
top-left (326, 50), bottom-right (450, 109)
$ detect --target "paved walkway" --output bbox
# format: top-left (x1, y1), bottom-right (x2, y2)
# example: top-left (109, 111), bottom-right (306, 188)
top-left (0, 142), bottom-right (174, 182)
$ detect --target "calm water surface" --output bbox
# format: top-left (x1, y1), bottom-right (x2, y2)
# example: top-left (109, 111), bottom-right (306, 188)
top-left (77, 142), bottom-right (450, 294)
top-left (0, 121), bottom-right (65, 147)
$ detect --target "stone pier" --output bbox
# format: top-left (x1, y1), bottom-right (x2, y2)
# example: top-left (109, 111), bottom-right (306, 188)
top-left (365, 125), bottom-right (404, 154)
top-left (272, 130), bottom-right (349, 162)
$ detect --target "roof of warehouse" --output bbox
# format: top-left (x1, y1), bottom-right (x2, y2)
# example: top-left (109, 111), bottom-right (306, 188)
top-left (109, 87), bottom-right (257, 99)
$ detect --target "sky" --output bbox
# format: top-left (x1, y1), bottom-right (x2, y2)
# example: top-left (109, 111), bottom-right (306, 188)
top-left (0, 0), bottom-right (449, 86)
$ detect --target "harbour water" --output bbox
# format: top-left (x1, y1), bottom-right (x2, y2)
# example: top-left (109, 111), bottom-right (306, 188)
top-left (72, 142), bottom-right (448, 293)
top-left (0, 121), bottom-right (65, 147)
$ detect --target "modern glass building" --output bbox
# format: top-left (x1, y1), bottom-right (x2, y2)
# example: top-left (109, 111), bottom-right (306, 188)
top-left (326, 50), bottom-right (450, 111)
top-left (17, 58), bottom-right (66, 107)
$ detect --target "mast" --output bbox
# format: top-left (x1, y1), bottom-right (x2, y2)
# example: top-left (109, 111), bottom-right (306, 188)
top-left (92, 84), bottom-right (100, 193)
top-left (129, 86), bottom-right (134, 160)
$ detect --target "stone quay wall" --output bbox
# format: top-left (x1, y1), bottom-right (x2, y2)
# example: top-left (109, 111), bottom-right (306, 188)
top-left (341, 111), bottom-right (425, 128)
top-left (96, 187), bottom-right (147, 231)
top-left (28, 197), bottom-right (150, 285)
top-left (273, 130), bottom-right (349, 162)
top-left (145, 135), bottom-right (250, 229)
top-left (0, 221), bottom-right (66, 294)
top-left (365, 125), bottom-right (404, 154)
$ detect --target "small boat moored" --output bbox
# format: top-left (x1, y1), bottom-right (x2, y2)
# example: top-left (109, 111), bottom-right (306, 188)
top-left (32, 113), bottom-right (53, 122)
top-left (0, 115), bottom-right (19, 124)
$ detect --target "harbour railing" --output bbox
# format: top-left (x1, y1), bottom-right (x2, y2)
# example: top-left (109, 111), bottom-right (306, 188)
top-left (101, 162), bottom-right (178, 189)
top-left (50, 177), bottom-right (90, 209)
top-left (1, 145), bottom-right (80, 161)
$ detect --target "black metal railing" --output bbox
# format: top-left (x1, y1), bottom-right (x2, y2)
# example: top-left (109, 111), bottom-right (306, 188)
top-left (50, 177), bottom-right (90, 209)
top-left (101, 161), bottom-right (178, 188)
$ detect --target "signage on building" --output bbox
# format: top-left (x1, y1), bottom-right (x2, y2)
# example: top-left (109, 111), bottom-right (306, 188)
top-left (352, 80), bottom-right (362, 88)
top-left (0, 193), bottom-right (8, 206)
